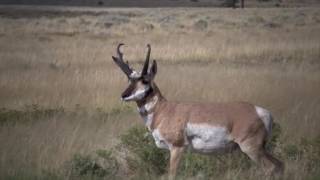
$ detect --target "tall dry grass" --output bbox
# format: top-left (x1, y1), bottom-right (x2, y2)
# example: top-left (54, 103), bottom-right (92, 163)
top-left (0, 6), bottom-right (319, 179)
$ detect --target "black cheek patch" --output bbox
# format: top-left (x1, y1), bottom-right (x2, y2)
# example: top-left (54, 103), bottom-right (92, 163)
top-left (121, 85), bottom-right (135, 98)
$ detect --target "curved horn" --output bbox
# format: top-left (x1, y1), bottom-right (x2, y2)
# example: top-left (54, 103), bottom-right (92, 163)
top-left (141, 44), bottom-right (151, 76)
top-left (112, 43), bottom-right (133, 77)
top-left (117, 43), bottom-right (124, 58)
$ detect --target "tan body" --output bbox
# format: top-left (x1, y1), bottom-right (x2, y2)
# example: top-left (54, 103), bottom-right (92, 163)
top-left (112, 44), bottom-right (283, 179)
top-left (151, 100), bottom-right (266, 145)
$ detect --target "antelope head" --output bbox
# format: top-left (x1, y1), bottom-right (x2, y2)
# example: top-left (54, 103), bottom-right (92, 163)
top-left (112, 44), bottom-right (157, 102)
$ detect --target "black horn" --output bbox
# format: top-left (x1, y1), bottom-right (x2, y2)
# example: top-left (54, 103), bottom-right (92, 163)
top-left (112, 43), bottom-right (133, 78)
top-left (141, 44), bottom-right (151, 76)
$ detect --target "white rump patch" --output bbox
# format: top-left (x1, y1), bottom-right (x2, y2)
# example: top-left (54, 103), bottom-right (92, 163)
top-left (186, 123), bottom-right (234, 153)
top-left (255, 106), bottom-right (273, 136)
top-left (152, 129), bottom-right (172, 150)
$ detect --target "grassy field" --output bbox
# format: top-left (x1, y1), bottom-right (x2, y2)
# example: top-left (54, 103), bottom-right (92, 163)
top-left (0, 6), bottom-right (320, 180)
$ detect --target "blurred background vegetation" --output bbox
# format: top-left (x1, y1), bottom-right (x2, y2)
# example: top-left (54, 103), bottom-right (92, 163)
top-left (0, 4), bottom-right (319, 180)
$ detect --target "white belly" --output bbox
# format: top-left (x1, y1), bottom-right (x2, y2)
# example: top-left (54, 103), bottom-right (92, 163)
top-left (186, 123), bottom-right (235, 153)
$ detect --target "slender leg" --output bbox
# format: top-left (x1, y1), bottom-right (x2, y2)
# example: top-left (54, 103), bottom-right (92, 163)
top-left (264, 150), bottom-right (284, 176)
top-left (239, 139), bottom-right (284, 176)
top-left (169, 146), bottom-right (184, 180)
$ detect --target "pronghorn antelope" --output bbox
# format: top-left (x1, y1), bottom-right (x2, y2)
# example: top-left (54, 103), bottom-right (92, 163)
top-left (112, 44), bottom-right (284, 178)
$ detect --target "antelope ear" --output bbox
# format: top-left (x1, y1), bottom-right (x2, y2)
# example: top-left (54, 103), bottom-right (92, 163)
top-left (149, 60), bottom-right (157, 77)
top-left (143, 60), bottom-right (157, 82)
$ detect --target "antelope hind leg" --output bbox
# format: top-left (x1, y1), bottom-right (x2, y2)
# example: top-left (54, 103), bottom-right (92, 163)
top-left (239, 140), bottom-right (284, 177)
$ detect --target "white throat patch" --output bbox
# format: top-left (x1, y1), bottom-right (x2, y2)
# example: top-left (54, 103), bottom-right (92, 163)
top-left (138, 95), bottom-right (158, 130)
top-left (138, 95), bottom-right (158, 114)
top-left (143, 113), bottom-right (154, 130)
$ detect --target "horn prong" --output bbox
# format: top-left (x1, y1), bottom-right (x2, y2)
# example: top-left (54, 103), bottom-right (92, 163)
top-left (112, 43), bottom-right (133, 78)
top-left (117, 43), bottom-right (124, 57)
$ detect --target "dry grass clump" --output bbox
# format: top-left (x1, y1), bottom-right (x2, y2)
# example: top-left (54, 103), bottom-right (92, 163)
top-left (0, 6), bottom-right (319, 180)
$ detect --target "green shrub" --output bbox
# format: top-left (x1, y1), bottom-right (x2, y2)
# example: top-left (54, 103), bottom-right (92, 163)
top-left (0, 104), bottom-right (134, 126)
top-left (193, 19), bottom-right (208, 31)
top-left (95, 149), bottom-right (119, 176)
top-left (283, 144), bottom-right (301, 160)
top-left (67, 150), bottom-right (118, 179)
top-left (248, 15), bottom-right (266, 24)
top-left (178, 149), bottom-right (251, 179)
top-left (281, 136), bottom-right (320, 179)
top-left (299, 137), bottom-right (320, 170)
top-left (281, 136), bottom-right (320, 166)
top-left (266, 122), bottom-right (282, 152)
top-left (0, 105), bottom-right (64, 125)
top-left (69, 154), bottom-right (106, 178)
top-left (120, 126), bottom-right (169, 177)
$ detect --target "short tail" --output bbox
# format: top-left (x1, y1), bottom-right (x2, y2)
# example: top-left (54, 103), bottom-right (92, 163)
top-left (255, 106), bottom-right (273, 138)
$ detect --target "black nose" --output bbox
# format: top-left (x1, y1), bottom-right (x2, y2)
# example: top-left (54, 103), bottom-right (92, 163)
top-left (121, 87), bottom-right (133, 99)
top-left (121, 91), bottom-right (131, 101)
top-left (121, 93), bottom-right (129, 99)
top-left (121, 83), bottom-right (135, 100)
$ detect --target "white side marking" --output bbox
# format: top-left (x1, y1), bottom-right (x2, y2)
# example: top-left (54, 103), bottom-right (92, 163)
top-left (255, 106), bottom-right (273, 136)
top-left (186, 123), bottom-right (233, 153)
top-left (152, 129), bottom-right (172, 150)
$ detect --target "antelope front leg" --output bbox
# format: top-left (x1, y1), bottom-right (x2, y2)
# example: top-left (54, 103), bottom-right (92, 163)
top-left (169, 146), bottom-right (184, 180)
